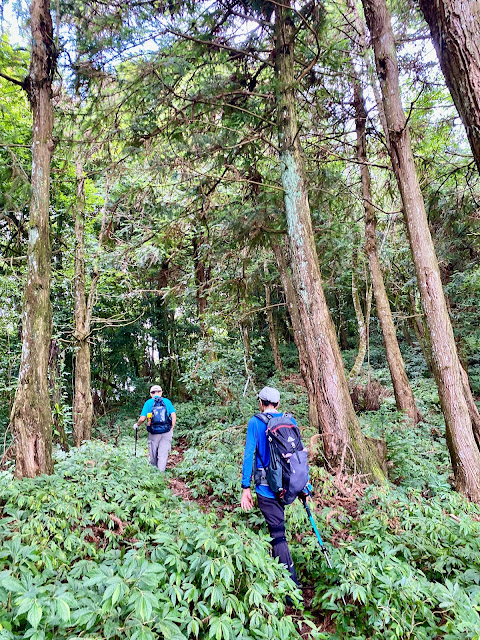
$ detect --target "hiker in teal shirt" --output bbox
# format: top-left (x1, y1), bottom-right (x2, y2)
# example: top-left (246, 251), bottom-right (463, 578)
top-left (134, 385), bottom-right (176, 471)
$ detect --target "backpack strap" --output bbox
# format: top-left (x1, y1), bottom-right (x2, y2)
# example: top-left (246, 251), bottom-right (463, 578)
top-left (254, 413), bottom-right (269, 424)
top-left (253, 413), bottom-right (272, 469)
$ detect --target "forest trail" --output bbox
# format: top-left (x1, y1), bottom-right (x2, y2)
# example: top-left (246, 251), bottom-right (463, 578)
top-left (163, 433), bottom-right (365, 636)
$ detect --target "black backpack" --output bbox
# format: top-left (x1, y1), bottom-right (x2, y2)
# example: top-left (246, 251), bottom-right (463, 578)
top-left (147, 397), bottom-right (172, 434)
top-left (255, 413), bottom-right (309, 505)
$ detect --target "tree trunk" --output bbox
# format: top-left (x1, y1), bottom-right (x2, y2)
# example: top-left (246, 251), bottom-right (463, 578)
top-left (348, 252), bottom-right (373, 387)
top-left (352, 74), bottom-right (421, 422)
top-left (275, 1), bottom-right (384, 481)
top-left (271, 237), bottom-right (319, 430)
top-left (193, 233), bottom-right (209, 337)
top-left (363, 0), bottom-right (480, 501)
top-left (401, 322), bottom-right (415, 349)
top-left (419, 0), bottom-right (480, 175)
top-left (264, 260), bottom-right (284, 372)
top-left (73, 160), bottom-right (94, 446)
top-left (459, 364), bottom-right (480, 447)
top-left (10, 0), bottom-right (56, 478)
top-left (408, 290), bottom-right (434, 374)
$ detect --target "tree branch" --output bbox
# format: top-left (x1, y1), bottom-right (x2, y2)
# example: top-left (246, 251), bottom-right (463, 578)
top-left (0, 71), bottom-right (26, 89)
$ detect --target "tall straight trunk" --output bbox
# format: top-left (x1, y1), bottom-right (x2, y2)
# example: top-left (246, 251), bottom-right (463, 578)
top-left (348, 252), bottom-right (373, 386)
top-left (264, 260), bottom-right (284, 372)
top-left (10, 0), bottom-right (56, 478)
top-left (362, 0), bottom-right (480, 501)
top-left (352, 75), bottom-right (421, 422)
top-left (271, 238), bottom-right (319, 431)
top-left (419, 0), bottom-right (480, 174)
top-left (275, 1), bottom-right (384, 481)
top-left (73, 160), bottom-right (94, 446)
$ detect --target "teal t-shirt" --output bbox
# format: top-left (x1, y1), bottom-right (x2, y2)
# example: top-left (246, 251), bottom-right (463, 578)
top-left (141, 396), bottom-right (175, 417)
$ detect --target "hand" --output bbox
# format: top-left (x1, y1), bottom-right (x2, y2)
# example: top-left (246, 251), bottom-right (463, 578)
top-left (133, 423), bottom-right (139, 430)
top-left (241, 488), bottom-right (254, 512)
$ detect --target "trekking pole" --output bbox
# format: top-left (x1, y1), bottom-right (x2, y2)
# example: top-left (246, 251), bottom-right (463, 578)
top-left (134, 426), bottom-right (138, 457)
top-left (301, 494), bottom-right (347, 606)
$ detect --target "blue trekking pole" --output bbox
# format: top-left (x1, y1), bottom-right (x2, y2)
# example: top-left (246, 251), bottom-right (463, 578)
top-left (300, 490), bottom-right (346, 606)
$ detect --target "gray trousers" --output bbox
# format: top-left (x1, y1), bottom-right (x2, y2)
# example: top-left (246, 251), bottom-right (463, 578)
top-left (148, 430), bottom-right (173, 471)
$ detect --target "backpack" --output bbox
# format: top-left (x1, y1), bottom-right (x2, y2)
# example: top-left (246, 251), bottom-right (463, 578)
top-left (255, 412), bottom-right (309, 505)
top-left (147, 397), bottom-right (172, 434)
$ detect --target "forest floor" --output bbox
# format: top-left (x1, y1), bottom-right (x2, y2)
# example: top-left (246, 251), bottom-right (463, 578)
top-left (2, 376), bottom-right (480, 639)
top-left (164, 432), bottom-right (366, 637)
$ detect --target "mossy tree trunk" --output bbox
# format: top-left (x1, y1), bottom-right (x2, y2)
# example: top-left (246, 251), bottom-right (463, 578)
top-left (10, 0), bottom-right (56, 478)
top-left (274, 1), bottom-right (384, 481)
top-left (363, 0), bottom-right (480, 501)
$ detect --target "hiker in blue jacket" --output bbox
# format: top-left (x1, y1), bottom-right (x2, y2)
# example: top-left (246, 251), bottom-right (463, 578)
top-left (240, 386), bottom-right (299, 585)
top-left (134, 385), bottom-right (176, 471)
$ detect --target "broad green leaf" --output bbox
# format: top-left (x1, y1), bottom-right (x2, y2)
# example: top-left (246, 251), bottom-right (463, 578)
top-left (27, 602), bottom-right (42, 629)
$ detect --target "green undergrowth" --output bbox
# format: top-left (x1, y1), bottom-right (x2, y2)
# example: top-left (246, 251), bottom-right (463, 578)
top-left (3, 376), bottom-right (480, 639)
top-left (0, 441), bottom-right (311, 640)
top-left (169, 377), bottom-right (480, 639)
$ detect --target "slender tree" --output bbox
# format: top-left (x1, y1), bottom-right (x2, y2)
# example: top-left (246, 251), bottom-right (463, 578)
top-left (72, 160), bottom-right (96, 446)
top-left (347, 250), bottom-right (372, 387)
top-left (9, 0), bottom-right (56, 477)
top-left (275, 0), bottom-right (384, 480)
top-left (351, 71), bottom-right (421, 422)
top-left (345, 0), bottom-right (420, 421)
top-left (362, 0), bottom-right (480, 500)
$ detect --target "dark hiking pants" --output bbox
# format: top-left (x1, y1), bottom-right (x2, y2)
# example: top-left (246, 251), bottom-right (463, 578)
top-left (256, 493), bottom-right (299, 585)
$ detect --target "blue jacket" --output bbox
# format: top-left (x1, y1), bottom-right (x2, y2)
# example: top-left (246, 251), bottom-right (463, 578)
top-left (241, 412), bottom-right (297, 499)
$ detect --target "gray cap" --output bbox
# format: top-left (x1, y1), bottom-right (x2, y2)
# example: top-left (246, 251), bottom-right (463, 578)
top-left (150, 385), bottom-right (162, 393)
top-left (257, 386), bottom-right (280, 404)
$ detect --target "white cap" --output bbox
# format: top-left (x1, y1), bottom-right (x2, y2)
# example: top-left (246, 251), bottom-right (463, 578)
top-left (150, 385), bottom-right (162, 393)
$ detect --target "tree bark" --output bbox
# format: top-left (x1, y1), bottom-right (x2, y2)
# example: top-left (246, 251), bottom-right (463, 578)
top-left (264, 260), bottom-right (284, 372)
top-left (363, 0), bottom-right (480, 501)
top-left (275, 1), bottom-right (384, 481)
top-left (72, 160), bottom-right (94, 446)
top-left (271, 238), bottom-right (319, 430)
top-left (419, 0), bottom-right (480, 175)
top-left (348, 251), bottom-right (373, 387)
top-left (10, 0), bottom-right (56, 478)
top-left (352, 74), bottom-right (421, 422)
